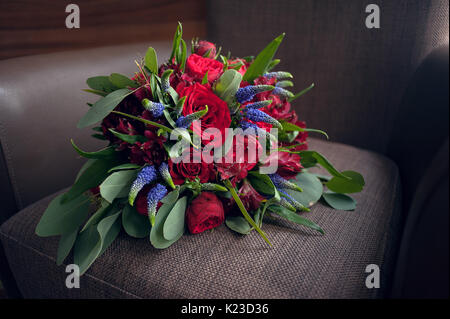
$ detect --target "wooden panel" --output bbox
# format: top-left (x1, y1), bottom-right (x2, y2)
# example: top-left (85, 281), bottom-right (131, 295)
top-left (0, 0), bottom-right (206, 60)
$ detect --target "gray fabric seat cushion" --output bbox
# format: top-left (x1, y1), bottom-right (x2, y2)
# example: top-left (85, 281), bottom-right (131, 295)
top-left (0, 138), bottom-right (402, 299)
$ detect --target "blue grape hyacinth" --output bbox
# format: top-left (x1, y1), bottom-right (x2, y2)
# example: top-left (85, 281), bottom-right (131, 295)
top-left (243, 100), bottom-right (272, 110)
top-left (142, 99), bottom-right (165, 118)
top-left (158, 162), bottom-right (175, 190)
top-left (235, 85), bottom-right (274, 103)
top-left (128, 165), bottom-right (157, 206)
top-left (269, 174), bottom-right (303, 192)
top-left (244, 108), bottom-right (282, 129)
top-left (279, 189), bottom-right (310, 212)
top-left (264, 71), bottom-right (293, 80)
top-left (272, 87), bottom-right (294, 99)
top-left (147, 183), bottom-right (168, 226)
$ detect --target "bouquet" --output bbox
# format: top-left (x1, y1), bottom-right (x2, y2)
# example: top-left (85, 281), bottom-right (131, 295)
top-left (36, 23), bottom-right (365, 275)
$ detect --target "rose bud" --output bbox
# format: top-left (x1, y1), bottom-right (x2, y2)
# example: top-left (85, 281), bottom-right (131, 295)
top-left (194, 40), bottom-right (217, 59)
top-left (186, 192), bottom-right (225, 234)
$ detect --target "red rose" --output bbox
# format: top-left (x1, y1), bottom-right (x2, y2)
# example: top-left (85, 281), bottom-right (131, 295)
top-left (194, 41), bottom-right (217, 59)
top-left (178, 83), bottom-right (231, 146)
top-left (228, 58), bottom-right (249, 76)
top-left (168, 152), bottom-right (215, 185)
top-left (186, 192), bottom-right (225, 234)
top-left (185, 54), bottom-right (223, 83)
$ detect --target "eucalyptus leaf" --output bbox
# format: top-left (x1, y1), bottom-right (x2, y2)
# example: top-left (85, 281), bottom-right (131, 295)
top-left (63, 158), bottom-right (120, 203)
top-left (108, 129), bottom-right (147, 144)
top-left (71, 139), bottom-right (117, 159)
top-left (107, 163), bottom-right (141, 173)
top-left (109, 73), bottom-right (138, 88)
top-left (77, 88), bottom-right (132, 128)
top-left (35, 193), bottom-right (90, 237)
top-left (225, 216), bottom-right (252, 235)
top-left (322, 192), bottom-right (356, 211)
top-left (163, 196), bottom-right (187, 241)
top-left (100, 169), bottom-right (138, 203)
top-left (150, 201), bottom-right (183, 249)
top-left (81, 202), bottom-right (113, 232)
top-left (283, 172), bottom-right (323, 208)
top-left (122, 205), bottom-right (150, 238)
top-left (86, 76), bottom-right (118, 93)
top-left (326, 170), bottom-right (365, 194)
top-left (161, 188), bottom-right (180, 205)
top-left (56, 228), bottom-right (78, 265)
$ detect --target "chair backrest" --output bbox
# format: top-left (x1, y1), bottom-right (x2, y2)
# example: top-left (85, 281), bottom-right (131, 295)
top-left (207, 0), bottom-right (449, 153)
top-left (0, 42), bottom-right (171, 222)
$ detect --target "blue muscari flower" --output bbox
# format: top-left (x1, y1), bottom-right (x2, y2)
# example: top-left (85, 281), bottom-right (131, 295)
top-left (158, 162), bottom-right (175, 190)
top-left (244, 108), bottom-right (282, 129)
top-left (142, 99), bottom-right (165, 118)
top-left (269, 174), bottom-right (303, 192)
top-left (240, 120), bottom-right (261, 135)
top-left (272, 87), bottom-right (294, 99)
top-left (264, 71), bottom-right (293, 80)
top-left (175, 115), bottom-right (190, 129)
top-left (128, 165), bottom-right (157, 206)
top-left (147, 183), bottom-right (168, 226)
top-left (279, 189), bottom-right (310, 212)
top-left (235, 85), bottom-right (274, 103)
top-left (243, 100), bottom-right (272, 110)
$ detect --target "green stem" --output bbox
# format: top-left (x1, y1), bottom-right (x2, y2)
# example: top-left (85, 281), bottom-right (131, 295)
top-left (112, 111), bottom-right (173, 133)
top-left (224, 180), bottom-right (272, 247)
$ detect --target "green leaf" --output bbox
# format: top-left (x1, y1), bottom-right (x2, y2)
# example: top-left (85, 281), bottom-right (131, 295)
top-left (36, 193), bottom-right (90, 237)
top-left (71, 139), bottom-right (117, 159)
top-left (74, 210), bottom-right (121, 275)
top-left (224, 180), bottom-right (272, 246)
top-left (161, 188), bottom-right (179, 205)
top-left (247, 172), bottom-right (280, 201)
top-left (170, 23), bottom-right (183, 62)
top-left (163, 109), bottom-right (177, 128)
top-left (289, 83), bottom-right (315, 102)
top-left (299, 151), bottom-right (349, 179)
top-left (86, 76), bottom-right (118, 93)
top-left (108, 129), bottom-right (147, 144)
top-left (202, 71), bottom-right (209, 84)
top-left (280, 121), bottom-right (329, 139)
top-left (266, 59), bottom-right (280, 72)
top-left (326, 170), bottom-right (365, 194)
top-left (83, 89), bottom-right (107, 97)
top-left (112, 111), bottom-right (173, 133)
top-left (322, 192), bottom-right (356, 211)
top-left (269, 205), bottom-right (324, 234)
top-left (109, 73), bottom-right (138, 88)
top-left (63, 159), bottom-right (120, 203)
top-left (283, 172), bottom-right (323, 208)
top-left (163, 196), bottom-right (187, 241)
top-left (122, 204), bottom-right (150, 238)
top-left (81, 201), bottom-right (113, 232)
top-left (213, 69), bottom-right (243, 106)
top-left (145, 47), bottom-right (158, 74)
top-left (243, 33), bottom-right (285, 82)
top-left (75, 159), bottom-right (96, 182)
top-left (107, 163), bottom-right (141, 173)
top-left (180, 39), bottom-right (187, 72)
top-left (225, 216), bottom-right (252, 235)
top-left (78, 88), bottom-right (133, 128)
top-left (150, 201), bottom-right (183, 249)
top-left (99, 170), bottom-right (137, 203)
top-left (56, 229), bottom-right (78, 265)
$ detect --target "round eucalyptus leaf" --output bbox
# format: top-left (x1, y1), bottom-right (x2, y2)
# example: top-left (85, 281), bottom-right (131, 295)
top-left (284, 172), bottom-right (323, 207)
top-left (163, 196), bottom-right (187, 241)
top-left (322, 192), bottom-right (356, 211)
top-left (122, 205), bottom-right (150, 238)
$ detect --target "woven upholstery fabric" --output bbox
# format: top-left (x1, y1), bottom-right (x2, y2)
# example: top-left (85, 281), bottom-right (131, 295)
top-left (0, 138), bottom-right (402, 299)
top-left (207, 0), bottom-right (449, 154)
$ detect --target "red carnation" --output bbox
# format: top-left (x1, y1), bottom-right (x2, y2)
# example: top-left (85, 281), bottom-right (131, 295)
top-left (185, 54), bottom-right (223, 83)
top-left (194, 40), bottom-right (217, 59)
top-left (186, 192), bottom-right (225, 234)
top-left (237, 179), bottom-right (265, 212)
top-left (178, 83), bottom-right (231, 147)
